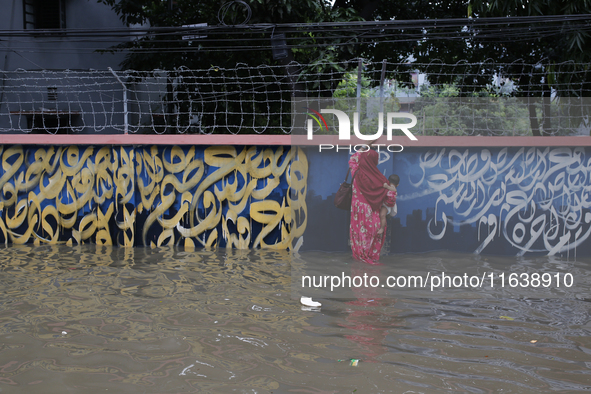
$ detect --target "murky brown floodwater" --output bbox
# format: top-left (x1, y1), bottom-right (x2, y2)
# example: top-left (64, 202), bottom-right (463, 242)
top-left (0, 245), bottom-right (589, 393)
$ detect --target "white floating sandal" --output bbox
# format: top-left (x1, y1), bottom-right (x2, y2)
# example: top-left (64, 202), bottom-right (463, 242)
top-left (300, 296), bottom-right (321, 307)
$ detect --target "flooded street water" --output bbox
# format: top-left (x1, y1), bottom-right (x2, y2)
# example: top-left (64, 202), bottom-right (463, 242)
top-left (0, 245), bottom-right (590, 393)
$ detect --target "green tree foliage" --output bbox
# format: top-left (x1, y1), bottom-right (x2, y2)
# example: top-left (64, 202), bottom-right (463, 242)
top-left (99, 0), bottom-right (591, 135)
top-left (468, 0), bottom-right (591, 62)
top-left (331, 1), bottom-right (591, 136)
top-left (462, 0), bottom-right (591, 135)
top-left (321, 71), bottom-right (402, 137)
top-left (414, 84), bottom-right (533, 136)
top-left (98, 0), bottom-right (370, 133)
top-left (98, 0), bottom-right (362, 70)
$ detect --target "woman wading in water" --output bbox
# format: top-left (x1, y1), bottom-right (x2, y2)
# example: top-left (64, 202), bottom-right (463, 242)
top-left (348, 148), bottom-right (396, 264)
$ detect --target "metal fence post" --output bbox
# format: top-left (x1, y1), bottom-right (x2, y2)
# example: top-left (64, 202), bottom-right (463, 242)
top-left (109, 67), bottom-right (128, 134)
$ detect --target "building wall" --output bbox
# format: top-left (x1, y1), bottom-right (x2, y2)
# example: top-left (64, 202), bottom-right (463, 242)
top-left (0, 0), bottom-right (128, 71)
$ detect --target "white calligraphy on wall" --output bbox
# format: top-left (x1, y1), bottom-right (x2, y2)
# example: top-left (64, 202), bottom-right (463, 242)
top-left (411, 147), bottom-right (591, 256)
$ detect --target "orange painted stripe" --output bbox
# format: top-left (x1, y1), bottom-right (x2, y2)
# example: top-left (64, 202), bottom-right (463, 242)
top-left (292, 135), bottom-right (591, 147)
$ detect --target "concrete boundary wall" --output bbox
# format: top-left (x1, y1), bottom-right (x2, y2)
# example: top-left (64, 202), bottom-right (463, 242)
top-left (0, 144), bottom-right (307, 249)
top-left (1, 136), bottom-right (590, 256)
top-left (302, 138), bottom-right (591, 257)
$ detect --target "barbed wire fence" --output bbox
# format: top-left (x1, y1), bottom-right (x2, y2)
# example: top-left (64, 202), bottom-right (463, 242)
top-left (1, 59), bottom-right (590, 136)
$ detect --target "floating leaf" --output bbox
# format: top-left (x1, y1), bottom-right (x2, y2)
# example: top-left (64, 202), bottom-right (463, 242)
top-left (499, 316), bottom-right (514, 321)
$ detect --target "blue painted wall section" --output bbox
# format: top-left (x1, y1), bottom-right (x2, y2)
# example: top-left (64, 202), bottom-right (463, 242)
top-left (303, 146), bottom-right (591, 256)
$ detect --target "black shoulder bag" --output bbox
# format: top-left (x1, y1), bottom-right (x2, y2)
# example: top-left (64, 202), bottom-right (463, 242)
top-left (333, 168), bottom-right (356, 211)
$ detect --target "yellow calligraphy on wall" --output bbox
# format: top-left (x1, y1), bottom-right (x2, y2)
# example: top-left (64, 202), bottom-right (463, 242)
top-left (0, 145), bottom-right (307, 250)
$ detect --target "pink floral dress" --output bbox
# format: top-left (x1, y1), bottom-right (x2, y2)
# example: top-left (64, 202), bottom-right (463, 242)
top-left (349, 153), bottom-right (396, 265)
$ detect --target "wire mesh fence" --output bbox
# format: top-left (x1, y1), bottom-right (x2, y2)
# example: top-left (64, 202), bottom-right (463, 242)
top-left (1, 59), bottom-right (590, 136)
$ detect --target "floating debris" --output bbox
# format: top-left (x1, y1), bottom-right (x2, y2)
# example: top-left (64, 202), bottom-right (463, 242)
top-left (300, 296), bottom-right (321, 307)
top-left (499, 316), bottom-right (514, 321)
top-left (337, 358), bottom-right (361, 366)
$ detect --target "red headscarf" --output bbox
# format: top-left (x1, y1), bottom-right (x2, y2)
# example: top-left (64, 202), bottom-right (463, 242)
top-left (354, 149), bottom-right (388, 212)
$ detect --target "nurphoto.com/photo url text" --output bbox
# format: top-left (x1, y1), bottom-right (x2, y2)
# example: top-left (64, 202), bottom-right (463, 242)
top-left (301, 272), bottom-right (574, 292)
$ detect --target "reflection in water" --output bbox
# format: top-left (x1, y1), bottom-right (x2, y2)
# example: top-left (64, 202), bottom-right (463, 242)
top-left (0, 245), bottom-right (589, 392)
